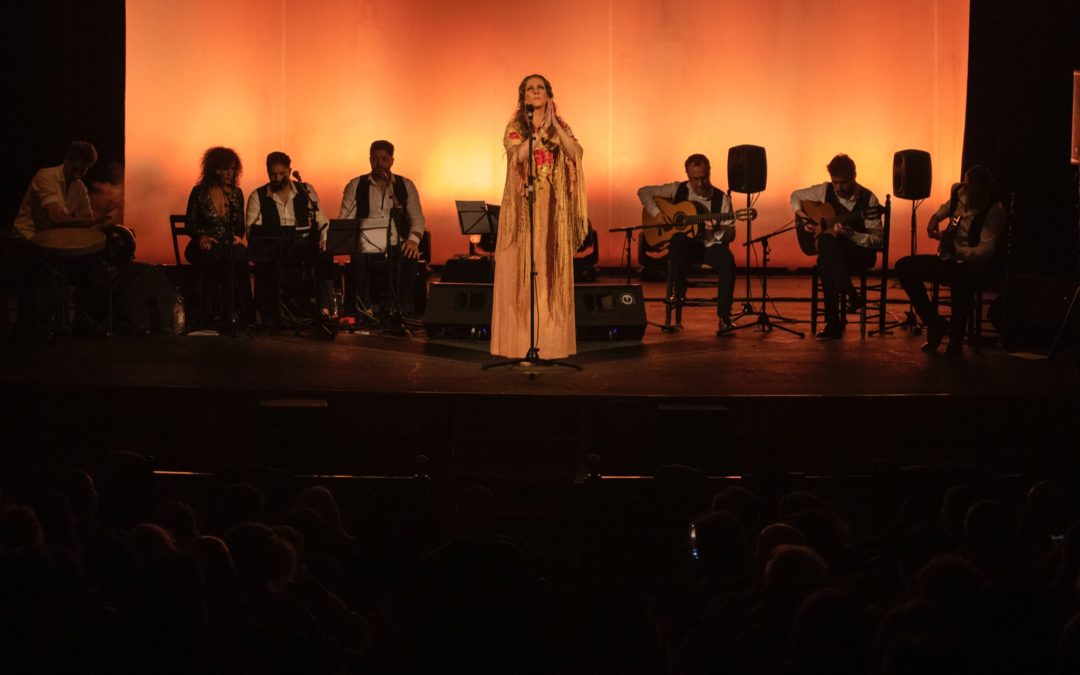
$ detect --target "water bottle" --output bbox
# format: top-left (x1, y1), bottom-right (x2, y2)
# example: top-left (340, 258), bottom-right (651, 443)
top-left (331, 289), bottom-right (343, 319)
top-left (173, 287), bottom-right (186, 335)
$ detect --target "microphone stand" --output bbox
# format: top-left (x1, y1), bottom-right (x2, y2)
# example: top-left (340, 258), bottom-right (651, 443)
top-left (219, 187), bottom-right (247, 337)
top-left (719, 223), bottom-right (805, 337)
top-left (382, 200), bottom-right (415, 337)
top-left (485, 108), bottom-right (581, 374)
top-left (291, 171), bottom-right (335, 338)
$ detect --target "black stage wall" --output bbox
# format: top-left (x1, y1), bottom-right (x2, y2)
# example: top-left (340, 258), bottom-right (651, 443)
top-left (2, 0), bottom-right (126, 225)
top-left (2, 1), bottom-right (1078, 277)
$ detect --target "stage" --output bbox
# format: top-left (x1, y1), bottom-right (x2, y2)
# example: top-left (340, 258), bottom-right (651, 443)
top-left (2, 276), bottom-right (1077, 481)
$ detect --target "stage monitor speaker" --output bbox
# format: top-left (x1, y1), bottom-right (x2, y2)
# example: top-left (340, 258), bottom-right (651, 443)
top-left (574, 284), bottom-right (647, 340)
top-left (893, 149), bottom-right (932, 199)
top-left (423, 282), bottom-right (493, 338)
top-left (1072, 70), bottom-right (1079, 165)
top-left (727, 145), bottom-right (767, 193)
top-left (441, 255), bottom-right (494, 283)
top-left (423, 282), bottom-right (647, 342)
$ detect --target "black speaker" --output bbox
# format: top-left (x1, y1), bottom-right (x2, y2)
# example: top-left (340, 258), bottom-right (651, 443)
top-left (423, 282), bottom-right (493, 338)
top-left (574, 284), bottom-right (647, 340)
top-left (442, 256), bottom-right (494, 282)
top-left (423, 282), bottom-right (648, 342)
top-left (121, 264), bottom-right (178, 333)
top-left (893, 149), bottom-right (932, 199)
top-left (727, 145), bottom-right (767, 193)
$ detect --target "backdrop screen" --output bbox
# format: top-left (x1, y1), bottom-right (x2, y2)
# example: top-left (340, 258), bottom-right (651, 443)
top-left (127, 0), bottom-right (969, 268)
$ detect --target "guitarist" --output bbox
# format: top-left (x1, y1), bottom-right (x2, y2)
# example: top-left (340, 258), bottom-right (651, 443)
top-left (637, 154), bottom-right (737, 332)
top-left (790, 154), bottom-right (884, 339)
top-left (894, 165), bottom-right (1005, 357)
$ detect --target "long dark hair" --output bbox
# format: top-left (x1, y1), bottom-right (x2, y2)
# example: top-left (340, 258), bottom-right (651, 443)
top-left (197, 146), bottom-right (242, 187)
top-left (514, 74), bottom-right (553, 139)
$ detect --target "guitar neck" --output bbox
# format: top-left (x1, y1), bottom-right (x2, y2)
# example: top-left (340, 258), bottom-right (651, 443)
top-left (679, 212), bottom-right (738, 225)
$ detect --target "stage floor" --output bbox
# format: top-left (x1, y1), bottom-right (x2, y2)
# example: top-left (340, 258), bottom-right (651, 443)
top-left (2, 275), bottom-right (1077, 476)
top-left (0, 276), bottom-right (1072, 397)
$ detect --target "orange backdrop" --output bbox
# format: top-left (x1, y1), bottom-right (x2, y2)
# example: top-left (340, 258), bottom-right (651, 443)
top-left (126, 0), bottom-right (969, 268)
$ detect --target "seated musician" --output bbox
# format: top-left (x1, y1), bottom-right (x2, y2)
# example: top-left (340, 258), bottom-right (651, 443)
top-left (185, 146), bottom-right (253, 324)
top-left (637, 154), bottom-right (737, 332)
top-left (894, 165), bottom-right (1005, 357)
top-left (791, 154), bottom-right (884, 339)
top-left (339, 140), bottom-right (426, 318)
top-left (244, 151), bottom-right (330, 327)
top-left (12, 141), bottom-right (113, 338)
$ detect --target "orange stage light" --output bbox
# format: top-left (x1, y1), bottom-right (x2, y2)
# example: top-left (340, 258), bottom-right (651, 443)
top-left (127, 0), bottom-right (968, 269)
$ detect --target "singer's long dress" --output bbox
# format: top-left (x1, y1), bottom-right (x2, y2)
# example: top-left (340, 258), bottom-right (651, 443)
top-left (490, 119), bottom-right (588, 359)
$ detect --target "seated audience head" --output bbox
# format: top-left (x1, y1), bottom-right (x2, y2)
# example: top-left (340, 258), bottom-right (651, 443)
top-left (916, 554), bottom-right (985, 619)
top-left (693, 510), bottom-right (748, 573)
top-left (757, 522), bottom-right (806, 561)
top-left (0, 504), bottom-right (44, 552)
top-left (870, 600), bottom-right (947, 669)
top-left (898, 523), bottom-right (950, 585)
top-left (939, 483), bottom-right (977, 543)
top-left (128, 523), bottom-right (178, 570)
top-left (153, 500), bottom-right (199, 549)
top-left (764, 544), bottom-right (828, 609)
top-left (224, 522), bottom-right (297, 592)
top-left (296, 486), bottom-right (350, 542)
top-left (192, 535), bottom-right (236, 595)
top-left (712, 486), bottom-right (760, 535)
top-left (217, 483), bottom-right (264, 533)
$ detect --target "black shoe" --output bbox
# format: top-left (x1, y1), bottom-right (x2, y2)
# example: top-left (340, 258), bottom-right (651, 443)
top-left (816, 323), bottom-right (843, 339)
top-left (944, 342), bottom-right (964, 358)
top-left (716, 316), bottom-right (734, 335)
top-left (920, 318), bottom-right (948, 352)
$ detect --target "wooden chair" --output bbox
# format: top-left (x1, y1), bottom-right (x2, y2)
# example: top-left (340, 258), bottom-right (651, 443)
top-left (810, 195), bottom-right (892, 337)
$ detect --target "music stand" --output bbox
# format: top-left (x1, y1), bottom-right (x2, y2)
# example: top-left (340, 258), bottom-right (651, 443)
top-left (326, 219), bottom-right (360, 256)
top-left (456, 201), bottom-right (498, 256)
top-left (248, 227), bottom-right (314, 331)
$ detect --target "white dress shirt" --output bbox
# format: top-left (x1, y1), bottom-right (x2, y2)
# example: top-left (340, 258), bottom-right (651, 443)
top-left (14, 165), bottom-right (93, 239)
top-left (636, 181), bottom-right (734, 247)
top-left (339, 173), bottom-right (425, 254)
top-left (245, 181), bottom-right (329, 242)
top-left (789, 182), bottom-right (884, 249)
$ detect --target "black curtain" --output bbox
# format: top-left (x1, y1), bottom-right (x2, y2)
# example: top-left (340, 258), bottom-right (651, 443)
top-left (962, 1), bottom-right (1080, 276)
top-left (1, 0), bottom-right (125, 226)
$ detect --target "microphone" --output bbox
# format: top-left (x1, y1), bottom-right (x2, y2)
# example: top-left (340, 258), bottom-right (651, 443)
top-left (292, 170), bottom-right (303, 183)
top-left (525, 103), bottom-right (534, 114)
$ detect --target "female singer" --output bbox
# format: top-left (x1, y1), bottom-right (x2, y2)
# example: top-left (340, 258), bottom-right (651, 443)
top-left (184, 146), bottom-right (251, 322)
top-left (490, 74), bottom-right (588, 359)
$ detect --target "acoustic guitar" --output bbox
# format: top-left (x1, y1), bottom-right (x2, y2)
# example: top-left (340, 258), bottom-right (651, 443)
top-left (641, 197), bottom-right (755, 251)
top-left (795, 200), bottom-right (883, 256)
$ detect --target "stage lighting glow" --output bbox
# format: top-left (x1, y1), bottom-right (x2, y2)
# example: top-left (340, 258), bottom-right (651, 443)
top-left (127, 0), bottom-right (968, 269)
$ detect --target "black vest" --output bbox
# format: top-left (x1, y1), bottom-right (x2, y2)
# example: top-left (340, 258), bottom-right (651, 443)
top-left (256, 181), bottom-right (310, 230)
top-left (947, 192), bottom-right (994, 246)
top-left (824, 184), bottom-right (871, 233)
top-left (672, 182), bottom-right (728, 216)
top-left (355, 174), bottom-right (410, 241)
